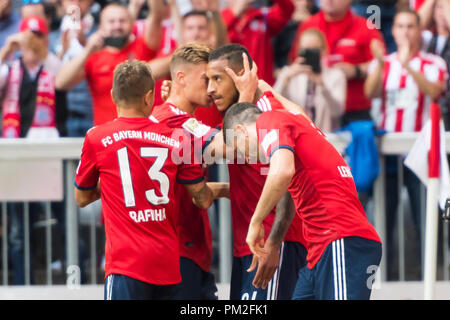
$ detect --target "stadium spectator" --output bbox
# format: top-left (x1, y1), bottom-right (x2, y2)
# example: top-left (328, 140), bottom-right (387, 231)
top-left (289, 0), bottom-right (386, 127)
top-left (74, 59), bottom-right (222, 300)
top-left (0, 0), bottom-right (21, 48)
top-left (274, 28), bottom-right (346, 132)
top-left (0, 15), bottom-right (64, 284)
top-left (222, 0), bottom-right (295, 85)
top-left (420, 0), bottom-right (450, 129)
top-left (55, 0), bottom-right (165, 126)
top-left (364, 8), bottom-right (448, 280)
top-left (273, 0), bottom-right (318, 72)
top-left (49, 0), bottom-right (97, 137)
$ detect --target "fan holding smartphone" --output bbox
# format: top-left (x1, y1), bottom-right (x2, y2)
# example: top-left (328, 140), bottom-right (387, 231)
top-left (273, 28), bottom-right (347, 133)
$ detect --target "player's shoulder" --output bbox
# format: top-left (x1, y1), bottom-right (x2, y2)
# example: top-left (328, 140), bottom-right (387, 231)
top-left (256, 91), bottom-right (284, 112)
top-left (152, 103), bottom-right (192, 126)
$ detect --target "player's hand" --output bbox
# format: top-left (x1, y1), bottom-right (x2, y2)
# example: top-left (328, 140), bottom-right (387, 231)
top-left (248, 240), bottom-right (281, 290)
top-left (246, 219), bottom-right (266, 258)
top-left (160, 79), bottom-right (172, 101)
top-left (225, 52), bottom-right (259, 103)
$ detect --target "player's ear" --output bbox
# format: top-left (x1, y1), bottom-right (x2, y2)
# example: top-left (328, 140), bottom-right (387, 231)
top-left (110, 89), bottom-right (116, 105)
top-left (144, 89), bottom-right (154, 107)
top-left (176, 70), bottom-right (185, 85)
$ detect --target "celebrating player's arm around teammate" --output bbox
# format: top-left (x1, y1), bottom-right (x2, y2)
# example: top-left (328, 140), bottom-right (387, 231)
top-left (222, 102), bottom-right (382, 300)
top-left (74, 60), bottom-right (220, 300)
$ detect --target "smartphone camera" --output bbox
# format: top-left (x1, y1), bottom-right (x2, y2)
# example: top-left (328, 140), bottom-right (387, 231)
top-left (299, 48), bottom-right (322, 74)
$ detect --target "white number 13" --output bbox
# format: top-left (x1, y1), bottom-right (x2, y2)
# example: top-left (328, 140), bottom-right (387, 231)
top-left (117, 147), bottom-right (170, 207)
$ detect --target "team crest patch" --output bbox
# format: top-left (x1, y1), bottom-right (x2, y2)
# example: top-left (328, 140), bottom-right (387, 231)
top-left (182, 118), bottom-right (210, 138)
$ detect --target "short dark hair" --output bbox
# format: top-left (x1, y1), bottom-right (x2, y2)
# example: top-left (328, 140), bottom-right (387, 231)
top-left (222, 102), bottom-right (262, 145)
top-left (208, 43), bottom-right (253, 72)
top-left (112, 60), bottom-right (155, 105)
top-left (394, 8), bottom-right (421, 26)
top-left (182, 10), bottom-right (209, 21)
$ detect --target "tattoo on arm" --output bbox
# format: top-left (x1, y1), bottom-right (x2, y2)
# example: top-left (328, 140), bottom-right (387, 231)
top-left (268, 192), bottom-right (296, 244)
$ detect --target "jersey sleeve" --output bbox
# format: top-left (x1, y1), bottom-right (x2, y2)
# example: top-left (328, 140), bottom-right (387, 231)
top-left (75, 133), bottom-right (99, 190)
top-left (257, 113), bottom-right (295, 160)
top-left (176, 162), bottom-right (205, 185)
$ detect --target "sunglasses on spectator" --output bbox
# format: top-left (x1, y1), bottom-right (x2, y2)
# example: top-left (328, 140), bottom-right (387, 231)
top-left (21, 0), bottom-right (42, 5)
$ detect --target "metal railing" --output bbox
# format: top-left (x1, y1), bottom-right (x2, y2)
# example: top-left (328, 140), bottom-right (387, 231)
top-left (0, 133), bottom-right (449, 286)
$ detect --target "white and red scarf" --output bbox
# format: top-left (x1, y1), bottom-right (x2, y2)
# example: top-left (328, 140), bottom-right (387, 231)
top-left (2, 59), bottom-right (57, 139)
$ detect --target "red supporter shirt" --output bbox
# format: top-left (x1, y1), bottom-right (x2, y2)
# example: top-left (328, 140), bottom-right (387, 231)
top-left (226, 91), bottom-right (305, 258)
top-left (151, 103), bottom-right (219, 272)
top-left (133, 19), bottom-right (178, 107)
top-left (289, 10), bottom-right (385, 113)
top-left (222, 0), bottom-right (294, 85)
top-left (84, 37), bottom-right (157, 126)
top-left (75, 117), bottom-right (204, 284)
top-left (256, 110), bottom-right (381, 268)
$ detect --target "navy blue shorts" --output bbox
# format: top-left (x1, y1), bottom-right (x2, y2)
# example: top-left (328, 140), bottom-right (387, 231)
top-left (104, 274), bottom-right (180, 300)
top-left (230, 241), bottom-right (307, 300)
top-left (292, 237), bottom-right (382, 300)
top-left (174, 257), bottom-right (218, 300)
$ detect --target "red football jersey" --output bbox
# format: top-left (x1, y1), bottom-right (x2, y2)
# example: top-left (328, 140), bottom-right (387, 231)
top-left (75, 117), bottom-right (204, 284)
top-left (256, 110), bottom-right (381, 268)
top-left (151, 103), bottom-right (219, 272)
top-left (227, 92), bottom-right (305, 258)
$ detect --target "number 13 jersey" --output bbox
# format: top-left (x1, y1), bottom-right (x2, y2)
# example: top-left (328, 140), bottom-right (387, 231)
top-left (75, 117), bottom-right (204, 285)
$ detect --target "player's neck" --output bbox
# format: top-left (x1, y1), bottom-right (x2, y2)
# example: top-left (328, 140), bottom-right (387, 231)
top-left (166, 92), bottom-right (196, 116)
top-left (252, 88), bottom-right (264, 104)
top-left (117, 105), bottom-right (149, 118)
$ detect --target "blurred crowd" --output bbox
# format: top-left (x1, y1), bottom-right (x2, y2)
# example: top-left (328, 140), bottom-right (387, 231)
top-left (0, 0), bottom-right (449, 283)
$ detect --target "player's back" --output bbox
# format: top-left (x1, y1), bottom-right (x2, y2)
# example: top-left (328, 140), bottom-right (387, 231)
top-left (76, 117), bottom-right (204, 285)
top-left (151, 103), bottom-right (217, 273)
top-left (257, 110), bottom-right (380, 268)
top-left (227, 92), bottom-right (305, 258)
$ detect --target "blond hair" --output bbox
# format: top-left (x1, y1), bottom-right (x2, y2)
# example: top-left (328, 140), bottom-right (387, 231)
top-left (170, 42), bottom-right (213, 79)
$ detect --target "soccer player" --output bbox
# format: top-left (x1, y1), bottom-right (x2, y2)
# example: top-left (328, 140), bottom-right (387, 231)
top-left (204, 44), bottom-right (308, 300)
top-left (74, 60), bottom-right (223, 300)
top-left (222, 102), bottom-right (382, 300)
top-left (151, 43), bottom-right (228, 300)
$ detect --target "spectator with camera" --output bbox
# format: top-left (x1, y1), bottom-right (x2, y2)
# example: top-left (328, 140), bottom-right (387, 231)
top-left (289, 0), bottom-right (386, 127)
top-left (55, 0), bottom-right (165, 126)
top-left (274, 28), bottom-right (346, 132)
